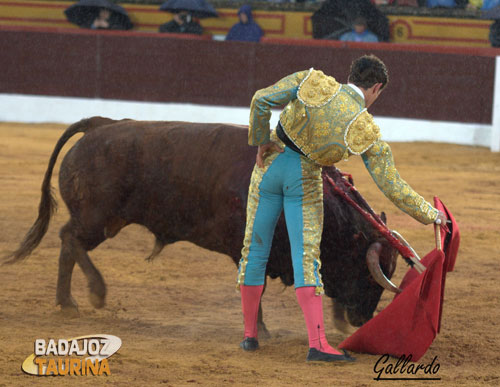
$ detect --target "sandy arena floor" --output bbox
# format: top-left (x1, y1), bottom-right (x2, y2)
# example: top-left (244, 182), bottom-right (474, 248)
top-left (0, 122), bottom-right (499, 386)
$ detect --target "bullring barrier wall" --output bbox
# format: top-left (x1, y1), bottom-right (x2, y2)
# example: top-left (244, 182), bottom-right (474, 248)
top-left (0, 26), bottom-right (499, 150)
top-left (0, 26), bottom-right (496, 123)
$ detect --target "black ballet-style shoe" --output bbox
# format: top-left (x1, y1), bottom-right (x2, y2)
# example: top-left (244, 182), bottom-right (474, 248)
top-left (240, 337), bottom-right (259, 351)
top-left (306, 348), bottom-right (356, 363)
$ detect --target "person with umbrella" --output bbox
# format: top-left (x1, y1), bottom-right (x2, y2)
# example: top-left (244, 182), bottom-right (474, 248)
top-left (64, 0), bottom-right (133, 30)
top-left (467, 0), bottom-right (500, 9)
top-left (91, 8), bottom-right (111, 29)
top-left (311, 0), bottom-right (389, 41)
top-left (159, 11), bottom-right (203, 34)
top-left (478, 2), bottom-right (500, 47)
top-left (236, 55), bottom-right (448, 362)
top-left (158, 0), bottom-right (218, 35)
top-left (339, 16), bottom-right (379, 42)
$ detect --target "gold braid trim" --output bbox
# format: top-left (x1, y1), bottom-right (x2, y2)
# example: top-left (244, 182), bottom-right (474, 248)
top-left (236, 151), bottom-right (281, 290)
top-left (297, 69), bottom-right (341, 108)
top-left (299, 157), bottom-right (325, 294)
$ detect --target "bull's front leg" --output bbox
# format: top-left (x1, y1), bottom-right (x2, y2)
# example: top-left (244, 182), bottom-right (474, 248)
top-left (332, 300), bottom-right (350, 333)
top-left (257, 303), bottom-right (271, 339)
top-left (257, 279), bottom-right (271, 339)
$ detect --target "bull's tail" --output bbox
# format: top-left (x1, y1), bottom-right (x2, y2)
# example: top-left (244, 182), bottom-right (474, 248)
top-left (4, 117), bottom-right (116, 264)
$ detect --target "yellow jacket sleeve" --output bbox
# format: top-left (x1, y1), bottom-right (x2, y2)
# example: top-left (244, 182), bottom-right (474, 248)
top-left (361, 140), bottom-right (438, 224)
top-left (248, 70), bottom-right (309, 146)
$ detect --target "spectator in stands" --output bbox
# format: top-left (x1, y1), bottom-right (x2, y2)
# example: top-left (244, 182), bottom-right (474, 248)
top-left (340, 17), bottom-right (379, 42)
top-left (426, 0), bottom-right (457, 7)
top-left (91, 8), bottom-right (111, 29)
top-left (470, 0), bottom-right (500, 47)
top-left (225, 5), bottom-right (263, 42)
top-left (489, 20), bottom-right (500, 47)
top-left (467, 0), bottom-right (500, 9)
top-left (395, 0), bottom-right (421, 6)
top-left (159, 11), bottom-right (203, 35)
top-left (64, 0), bottom-right (133, 30)
top-left (370, 0), bottom-right (395, 5)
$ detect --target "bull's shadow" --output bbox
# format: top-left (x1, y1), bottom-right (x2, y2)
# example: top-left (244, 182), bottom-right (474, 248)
top-left (5, 117), bottom-right (398, 334)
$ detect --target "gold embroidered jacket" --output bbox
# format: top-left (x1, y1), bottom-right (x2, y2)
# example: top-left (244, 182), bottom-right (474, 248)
top-left (249, 68), bottom-right (438, 224)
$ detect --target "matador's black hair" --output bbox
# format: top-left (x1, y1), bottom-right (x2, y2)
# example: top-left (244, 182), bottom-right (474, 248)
top-left (348, 55), bottom-right (389, 90)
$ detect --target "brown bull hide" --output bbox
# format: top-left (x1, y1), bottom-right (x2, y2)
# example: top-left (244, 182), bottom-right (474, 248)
top-left (7, 117), bottom-right (398, 327)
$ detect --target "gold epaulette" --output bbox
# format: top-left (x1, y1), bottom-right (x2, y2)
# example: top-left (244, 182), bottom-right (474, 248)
top-left (344, 110), bottom-right (381, 155)
top-left (297, 69), bottom-right (341, 108)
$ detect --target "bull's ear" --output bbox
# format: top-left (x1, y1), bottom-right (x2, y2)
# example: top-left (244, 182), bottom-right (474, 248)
top-left (380, 212), bottom-right (387, 225)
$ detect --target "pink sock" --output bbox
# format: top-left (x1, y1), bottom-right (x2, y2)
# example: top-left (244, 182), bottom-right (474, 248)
top-left (240, 284), bottom-right (264, 339)
top-left (296, 286), bottom-right (342, 355)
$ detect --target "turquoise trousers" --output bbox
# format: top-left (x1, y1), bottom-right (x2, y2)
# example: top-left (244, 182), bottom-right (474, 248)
top-left (237, 146), bottom-right (324, 292)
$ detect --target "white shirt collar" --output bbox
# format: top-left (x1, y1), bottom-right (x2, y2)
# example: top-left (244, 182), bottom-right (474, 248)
top-left (348, 83), bottom-right (365, 101)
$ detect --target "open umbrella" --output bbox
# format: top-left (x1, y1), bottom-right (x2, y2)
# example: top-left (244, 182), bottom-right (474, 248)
top-left (311, 0), bottom-right (389, 41)
top-left (160, 0), bottom-right (218, 19)
top-left (481, 6), bottom-right (500, 47)
top-left (338, 197), bottom-right (460, 361)
top-left (481, 5), bottom-right (500, 19)
top-left (64, 0), bottom-right (133, 30)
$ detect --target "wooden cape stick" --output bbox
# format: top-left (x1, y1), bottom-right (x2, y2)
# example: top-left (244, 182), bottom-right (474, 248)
top-left (325, 174), bottom-right (426, 273)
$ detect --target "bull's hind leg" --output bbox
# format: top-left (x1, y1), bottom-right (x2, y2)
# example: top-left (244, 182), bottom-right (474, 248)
top-left (57, 221), bottom-right (107, 312)
top-left (56, 223), bottom-right (80, 315)
top-left (75, 248), bottom-right (106, 309)
top-left (73, 241), bottom-right (106, 309)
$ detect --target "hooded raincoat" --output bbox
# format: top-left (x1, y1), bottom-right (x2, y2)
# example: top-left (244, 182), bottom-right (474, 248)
top-left (225, 5), bottom-right (263, 42)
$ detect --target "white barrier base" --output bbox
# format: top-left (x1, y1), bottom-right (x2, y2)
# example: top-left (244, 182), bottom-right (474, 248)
top-left (0, 93), bottom-right (492, 148)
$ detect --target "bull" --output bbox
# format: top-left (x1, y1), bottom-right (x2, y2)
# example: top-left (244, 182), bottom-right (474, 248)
top-left (6, 117), bottom-right (399, 332)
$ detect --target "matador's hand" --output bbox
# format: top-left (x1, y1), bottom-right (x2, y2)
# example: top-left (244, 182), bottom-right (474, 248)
top-left (256, 141), bottom-right (283, 168)
top-left (434, 210), bottom-right (450, 233)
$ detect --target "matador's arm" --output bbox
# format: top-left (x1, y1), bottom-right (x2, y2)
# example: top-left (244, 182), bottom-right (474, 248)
top-left (248, 70), bottom-right (309, 146)
top-left (361, 140), bottom-right (438, 224)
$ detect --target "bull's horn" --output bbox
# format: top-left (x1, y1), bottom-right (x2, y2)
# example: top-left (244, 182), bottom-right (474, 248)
top-left (366, 242), bottom-right (402, 294)
top-left (391, 230), bottom-right (426, 274)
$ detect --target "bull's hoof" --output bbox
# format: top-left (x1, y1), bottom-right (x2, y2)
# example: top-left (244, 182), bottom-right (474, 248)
top-left (56, 294), bottom-right (79, 317)
top-left (257, 322), bottom-right (271, 339)
top-left (333, 316), bottom-right (351, 334)
top-left (59, 305), bottom-right (80, 318)
top-left (306, 348), bottom-right (356, 363)
top-left (346, 314), bottom-right (366, 328)
top-left (88, 280), bottom-right (106, 309)
top-left (89, 292), bottom-right (105, 309)
top-left (240, 337), bottom-right (259, 351)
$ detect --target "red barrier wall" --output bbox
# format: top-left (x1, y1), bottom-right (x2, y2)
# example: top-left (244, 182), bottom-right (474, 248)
top-left (0, 26), bottom-right (495, 124)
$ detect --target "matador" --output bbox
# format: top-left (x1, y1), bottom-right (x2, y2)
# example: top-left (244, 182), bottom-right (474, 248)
top-left (236, 55), bottom-right (447, 362)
